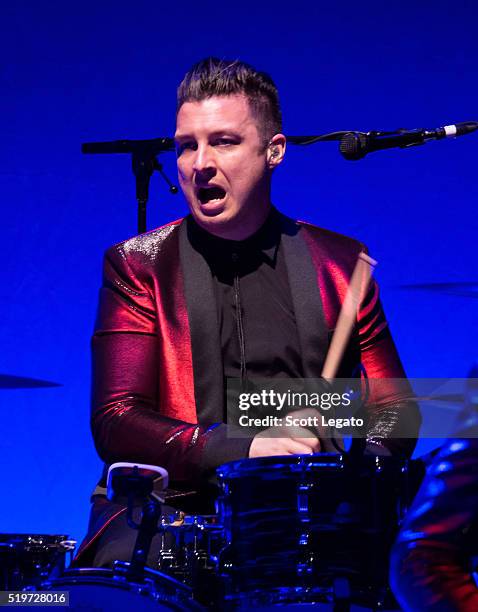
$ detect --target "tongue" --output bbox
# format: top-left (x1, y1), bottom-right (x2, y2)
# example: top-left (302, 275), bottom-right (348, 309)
top-left (199, 187), bottom-right (226, 203)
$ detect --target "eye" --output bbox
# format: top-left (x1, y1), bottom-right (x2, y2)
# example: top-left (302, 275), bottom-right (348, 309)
top-left (176, 141), bottom-right (197, 155)
top-left (214, 137), bottom-right (239, 147)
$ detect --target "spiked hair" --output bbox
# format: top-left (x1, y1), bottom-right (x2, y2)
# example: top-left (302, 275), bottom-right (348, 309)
top-left (177, 57), bottom-right (282, 147)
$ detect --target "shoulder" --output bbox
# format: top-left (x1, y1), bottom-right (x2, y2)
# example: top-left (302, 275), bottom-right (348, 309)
top-left (296, 218), bottom-right (366, 253)
top-left (279, 212), bottom-right (368, 267)
top-left (104, 218), bottom-right (184, 273)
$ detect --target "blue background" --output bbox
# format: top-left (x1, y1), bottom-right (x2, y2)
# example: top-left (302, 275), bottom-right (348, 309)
top-left (1, 1), bottom-right (477, 545)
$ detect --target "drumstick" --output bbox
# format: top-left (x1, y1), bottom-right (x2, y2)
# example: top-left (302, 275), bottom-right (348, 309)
top-left (321, 252), bottom-right (377, 380)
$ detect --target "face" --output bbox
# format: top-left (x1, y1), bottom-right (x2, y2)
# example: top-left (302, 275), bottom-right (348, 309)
top-left (175, 95), bottom-right (285, 240)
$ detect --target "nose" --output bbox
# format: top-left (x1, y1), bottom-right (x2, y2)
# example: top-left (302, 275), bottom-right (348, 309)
top-left (192, 143), bottom-right (216, 176)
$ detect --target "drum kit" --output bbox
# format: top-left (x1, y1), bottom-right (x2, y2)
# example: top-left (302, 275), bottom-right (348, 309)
top-left (0, 454), bottom-right (424, 611)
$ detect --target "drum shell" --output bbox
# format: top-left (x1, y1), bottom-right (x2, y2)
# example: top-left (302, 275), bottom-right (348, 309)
top-left (217, 454), bottom-right (416, 605)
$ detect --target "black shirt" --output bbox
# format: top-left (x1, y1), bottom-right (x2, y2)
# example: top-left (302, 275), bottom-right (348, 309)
top-left (187, 208), bottom-right (303, 382)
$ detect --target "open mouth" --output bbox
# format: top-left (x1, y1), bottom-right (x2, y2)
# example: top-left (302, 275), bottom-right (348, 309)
top-left (197, 186), bottom-right (227, 204)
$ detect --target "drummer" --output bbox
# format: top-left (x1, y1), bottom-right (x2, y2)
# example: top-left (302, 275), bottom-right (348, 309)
top-left (75, 57), bottom-right (420, 567)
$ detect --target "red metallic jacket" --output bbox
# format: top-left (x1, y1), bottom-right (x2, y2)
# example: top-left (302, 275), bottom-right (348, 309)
top-left (76, 212), bottom-right (420, 562)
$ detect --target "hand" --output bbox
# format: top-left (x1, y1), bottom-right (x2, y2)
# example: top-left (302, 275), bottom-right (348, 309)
top-left (249, 409), bottom-right (321, 458)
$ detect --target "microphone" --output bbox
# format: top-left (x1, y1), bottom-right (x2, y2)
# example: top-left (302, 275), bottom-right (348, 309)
top-left (339, 121), bottom-right (478, 160)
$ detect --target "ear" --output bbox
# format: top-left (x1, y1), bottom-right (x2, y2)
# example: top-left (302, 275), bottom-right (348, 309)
top-left (266, 133), bottom-right (286, 168)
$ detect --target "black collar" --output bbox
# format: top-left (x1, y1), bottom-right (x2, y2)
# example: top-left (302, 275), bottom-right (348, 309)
top-left (186, 207), bottom-right (281, 268)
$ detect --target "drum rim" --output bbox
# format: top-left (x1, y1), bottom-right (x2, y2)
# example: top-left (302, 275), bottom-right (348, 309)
top-left (217, 453), bottom-right (407, 479)
top-left (0, 534), bottom-right (69, 543)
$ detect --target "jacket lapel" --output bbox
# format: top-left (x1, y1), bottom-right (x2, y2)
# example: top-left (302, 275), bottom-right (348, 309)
top-left (280, 215), bottom-right (330, 378)
top-left (179, 218), bottom-right (224, 424)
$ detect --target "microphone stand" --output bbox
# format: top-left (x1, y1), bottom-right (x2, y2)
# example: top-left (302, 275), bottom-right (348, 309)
top-left (132, 151), bottom-right (178, 234)
top-left (83, 121), bottom-right (476, 234)
top-left (82, 138), bottom-right (178, 235)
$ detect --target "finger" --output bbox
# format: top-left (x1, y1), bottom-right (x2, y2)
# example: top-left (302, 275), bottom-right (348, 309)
top-left (291, 436), bottom-right (321, 452)
top-left (283, 439), bottom-right (318, 455)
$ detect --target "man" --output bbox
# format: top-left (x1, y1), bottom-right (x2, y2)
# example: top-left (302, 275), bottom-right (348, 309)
top-left (75, 57), bottom-right (420, 566)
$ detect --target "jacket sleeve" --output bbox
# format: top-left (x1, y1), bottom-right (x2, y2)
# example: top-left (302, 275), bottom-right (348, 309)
top-left (390, 438), bottom-right (478, 611)
top-left (90, 244), bottom-right (251, 485)
top-left (357, 277), bottom-right (421, 457)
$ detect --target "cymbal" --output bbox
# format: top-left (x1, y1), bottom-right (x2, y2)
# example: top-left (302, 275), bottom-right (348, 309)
top-left (399, 282), bottom-right (478, 298)
top-left (0, 374), bottom-right (62, 389)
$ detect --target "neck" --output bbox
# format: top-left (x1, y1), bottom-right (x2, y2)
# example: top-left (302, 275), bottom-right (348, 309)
top-left (211, 202), bottom-right (272, 241)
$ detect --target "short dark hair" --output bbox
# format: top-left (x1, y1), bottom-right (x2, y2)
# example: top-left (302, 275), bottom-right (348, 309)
top-left (177, 57), bottom-right (282, 146)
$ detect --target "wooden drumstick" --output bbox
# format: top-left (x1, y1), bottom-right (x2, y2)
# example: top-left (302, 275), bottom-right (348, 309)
top-left (321, 252), bottom-right (377, 380)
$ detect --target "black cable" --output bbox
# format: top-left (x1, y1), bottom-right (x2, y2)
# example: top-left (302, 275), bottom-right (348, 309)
top-left (232, 263), bottom-right (247, 391)
top-left (287, 132), bottom-right (351, 145)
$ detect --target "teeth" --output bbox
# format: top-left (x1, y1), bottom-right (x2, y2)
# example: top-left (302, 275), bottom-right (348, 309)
top-left (198, 187), bottom-right (226, 204)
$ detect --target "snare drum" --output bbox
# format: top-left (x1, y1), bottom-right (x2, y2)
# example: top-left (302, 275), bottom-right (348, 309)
top-left (217, 454), bottom-right (416, 608)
